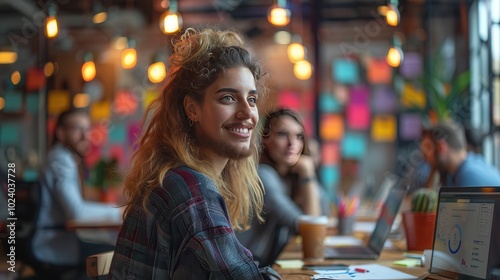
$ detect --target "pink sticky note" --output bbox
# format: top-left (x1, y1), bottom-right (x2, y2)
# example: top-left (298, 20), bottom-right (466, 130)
top-left (277, 90), bottom-right (301, 110)
top-left (128, 122), bottom-right (142, 146)
top-left (322, 142), bottom-right (340, 165)
top-left (347, 104), bottom-right (370, 130)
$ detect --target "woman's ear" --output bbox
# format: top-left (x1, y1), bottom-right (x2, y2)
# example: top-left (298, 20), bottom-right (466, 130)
top-left (55, 126), bottom-right (66, 143)
top-left (183, 95), bottom-right (199, 122)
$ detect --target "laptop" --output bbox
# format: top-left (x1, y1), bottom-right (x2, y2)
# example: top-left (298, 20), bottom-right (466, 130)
top-left (427, 186), bottom-right (500, 280)
top-left (324, 180), bottom-right (409, 259)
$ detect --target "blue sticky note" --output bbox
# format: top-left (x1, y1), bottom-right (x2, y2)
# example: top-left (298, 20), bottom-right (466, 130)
top-left (0, 124), bottom-right (20, 144)
top-left (3, 91), bottom-right (23, 113)
top-left (108, 123), bottom-right (126, 143)
top-left (26, 94), bottom-right (39, 113)
top-left (333, 59), bottom-right (359, 84)
top-left (319, 92), bottom-right (342, 113)
top-left (320, 165), bottom-right (340, 200)
top-left (341, 132), bottom-right (366, 159)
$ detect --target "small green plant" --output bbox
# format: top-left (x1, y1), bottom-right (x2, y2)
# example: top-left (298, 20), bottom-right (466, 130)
top-left (411, 188), bottom-right (438, 213)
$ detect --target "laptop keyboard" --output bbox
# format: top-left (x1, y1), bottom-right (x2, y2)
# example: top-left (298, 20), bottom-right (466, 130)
top-left (325, 246), bottom-right (374, 255)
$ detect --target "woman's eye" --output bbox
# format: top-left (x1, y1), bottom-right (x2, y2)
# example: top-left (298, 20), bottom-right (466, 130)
top-left (248, 96), bottom-right (257, 104)
top-left (297, 134), bottom-right (304, 139)
top-left (278, 132), bottom-right (287, 137)
top-left (222, 96), bottom-right (235, 102)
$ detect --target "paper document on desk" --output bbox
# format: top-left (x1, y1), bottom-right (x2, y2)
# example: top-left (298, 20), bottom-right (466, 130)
top-left (312, 263), bottom-right (419, 280)
top-left (324, 236), bottom-right (363, 246)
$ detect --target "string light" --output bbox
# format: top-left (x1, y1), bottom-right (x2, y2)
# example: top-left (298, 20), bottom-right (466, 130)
top-left (121, 39), bottom-right (137, 69)
top-left (159, 0), bottom-right (182, 34)
top-left (294, 60), bottom-right (312, 80)
top-left (45, 3), bottom-right (59, 38)
top-left (268, 0), bottom-right (290, 27)
top-left (82, 52), bottom-right (96, 82)
top-left (387, 47), bottom-right (403, 67)
top-left (386, 4), bottom-right (400, 26)
top-left (11, 71), bottom-right (21, 85)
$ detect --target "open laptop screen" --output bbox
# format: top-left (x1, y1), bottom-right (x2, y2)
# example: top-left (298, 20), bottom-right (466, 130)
top-left (430, 187), bottom-right (500, 280)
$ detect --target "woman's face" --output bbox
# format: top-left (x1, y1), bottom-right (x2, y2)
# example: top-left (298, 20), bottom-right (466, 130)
top-left (188, 66), bottom-right (259, 161)
top-left (263, 115), bottom-right (304, 168)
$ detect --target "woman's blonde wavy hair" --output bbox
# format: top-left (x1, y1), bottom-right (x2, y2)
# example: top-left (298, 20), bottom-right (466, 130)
top-left (122, 27), bottom-right (266, 230)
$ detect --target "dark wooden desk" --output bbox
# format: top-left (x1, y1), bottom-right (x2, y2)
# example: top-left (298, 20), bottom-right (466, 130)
top-left (273, 236), bottom-right (429, 280)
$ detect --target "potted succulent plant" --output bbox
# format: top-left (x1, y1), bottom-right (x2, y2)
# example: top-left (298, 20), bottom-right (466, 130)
top-left (402, 188), bottom-right (438, 251)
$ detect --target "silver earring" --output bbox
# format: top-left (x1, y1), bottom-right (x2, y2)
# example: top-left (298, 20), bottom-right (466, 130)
top-left (188, 118), bottom-right (194, 127)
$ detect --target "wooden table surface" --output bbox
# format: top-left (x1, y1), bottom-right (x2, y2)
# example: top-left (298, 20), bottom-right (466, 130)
top-left (273, 236), bottom-right (429, 280)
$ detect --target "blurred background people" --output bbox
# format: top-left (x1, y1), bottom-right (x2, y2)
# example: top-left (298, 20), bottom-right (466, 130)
top-left (236, 108), bottom-right (330, 267)
top-left (420, 120), bottom-right (500, 187)
top-left (33, 108), bottom-right (122, 280)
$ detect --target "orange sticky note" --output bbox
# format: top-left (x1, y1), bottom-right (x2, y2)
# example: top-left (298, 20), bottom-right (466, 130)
top-left (320, 114), bottom-right (344, 141)
top-left (401, 83), bottom-right (426, 109)
top-left (371, 115), bottom-right (397, 142)
top-left (48, 90), bottom-right (70, 116)
top-left (367, 58), bottom-right (392, 84)
top-left (321, 142), bottom-right (340, 165)
top-left (90, 101), bottom-right (111, 121)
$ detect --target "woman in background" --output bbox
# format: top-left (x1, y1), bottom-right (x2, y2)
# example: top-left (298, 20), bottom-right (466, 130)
top-left (236, 108), bottom-right (330, 267)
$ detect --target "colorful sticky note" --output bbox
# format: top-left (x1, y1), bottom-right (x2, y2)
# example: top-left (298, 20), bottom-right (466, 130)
top-left (277, 90), bottom-right (301, 110)
top-left (48, 90), bottom-right (70, 116)
top-left (2, 91), bottom-right (22, 113)
top-left (346, 104), bottom-right (370, 130)
top-left (319, 92), bottom-right (342, 113)
top-left (333, 59), bottom-right (359, 84)
top-left (400, 113), bottom-right (422, 140)
top-left (114, 90), bottom-right (138, 116)
top-left (128, 122), bottom-right (142, 145)
top-left (109, 145), bottom-right (126, 165)
top-left (401, 83), bottom-right (426, 109)
top-left (320, 114), bottom-right (344, 141)
top-left (372, 87), bottom-right (397, 113)
top-left (333, 85), bottom-right (349, 105)
top-left (108, 123), bottom-right (126, 143)
top-left (321, 142), bottom-right (340, 165)
top-left (143, 90), bottom-right (159, 110)
top-left (0, 123), bottom-right (19, 144)
top-left (341, 132), bottom-right (366, 159)
top-left (84, 144), bottom-right (102, 168)
top-left (349, 85), bottom-right (369, 105)
top-left (26, 94), bottom-right (39, 113)
top-left (320, 165), bottom-right (340, 199)
top-left (400, 52), bottom-right (423, 79)
top-left (25, 67), bottom-right (46, 92)
top-left (90, 101), bottom-right (111, 121)
top-left (371, 115), bottom-right (397, 142)
top-left (367, 58), bottom-right (392, 84)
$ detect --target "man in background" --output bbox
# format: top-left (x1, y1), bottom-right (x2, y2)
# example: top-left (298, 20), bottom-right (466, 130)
top-left (420, 120), bottom-right (500, 187)
top-left (33, 108), bottom-right (122, 279)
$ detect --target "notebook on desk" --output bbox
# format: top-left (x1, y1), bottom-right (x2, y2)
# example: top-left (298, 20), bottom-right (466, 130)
top-left (324, 181), bottom-right (409, 259)
top-left (427, 186), bottom-right (500, 280)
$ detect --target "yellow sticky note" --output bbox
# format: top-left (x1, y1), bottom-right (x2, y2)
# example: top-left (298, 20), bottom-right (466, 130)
top-left (393, 258), bottom-right (422, 267)
top-left (90, 101), bottom-right (111, 121)
top-left (320, 114), bottom-right (344, 141)
top-left (48, 90), bottom-right (70, 116)
top-left (143, 89), bottom-right (159, 110)
top-left (371, 115), bottom-right (396, 142)
top-left (275, 259), bottom-right (304, 269)
top-left (401, 83), bottom-right (426, 109)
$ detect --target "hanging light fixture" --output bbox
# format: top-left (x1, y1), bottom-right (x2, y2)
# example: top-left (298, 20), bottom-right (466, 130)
top-left (287, 34), bottom-right (306, 63)
top-left (45, 3), bottom-right (59, 39)
top-left (92, 1), bottom-right (107, 24)
top-left (82, 52), bottom-right (96, 82)
top-left (386, 4), bottom-right (400, 26)
top-left (159, 0), bottom-right (183, 34)
top-left (387, 46), bottom-right (403, 67)
top-left (121, 39), bottom-right (137, 69)
top-left (294, 60), bottom-right (312, 80)
top-left (0, 48), bottom-right (17, 64)
top-left (268, 0), bottom-right (291, 27)
top-left (148, 53), bottom-right (166, 84)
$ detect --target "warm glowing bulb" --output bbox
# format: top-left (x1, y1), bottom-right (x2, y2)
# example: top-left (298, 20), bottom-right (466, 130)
top-left (121, 48), bottom-right (137, 69)
top-left (387, 47), bottom-right (403, 67)
top-left (386, 9), bottom-right (399, 26)
top-left (0, 51), bottom-right (17, 64)
top-left (160, 11), bottom-right (183, 34)
top-left (82, 61), bottom-right (96, 81)
top-left (44, 62), bottom-right (55, 77)
top-left (0, 97), bottom-right (5, 111)
top-left (93, 12), bottom-right (107, 24)
top-left (45, 16), bottom-right (59, 38)
top-left (268, 6), bottom-right (291, 26)
top-left (287, 43), bottom-right (305, 63)
top-left (74, 93), bottom-right (90, 108)
top-left (148, 62), bottom-right (166, 83)
top-left (11, 71), bottom-right (21, 85)
top-left (293, 60), bottom-right (312, 80)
